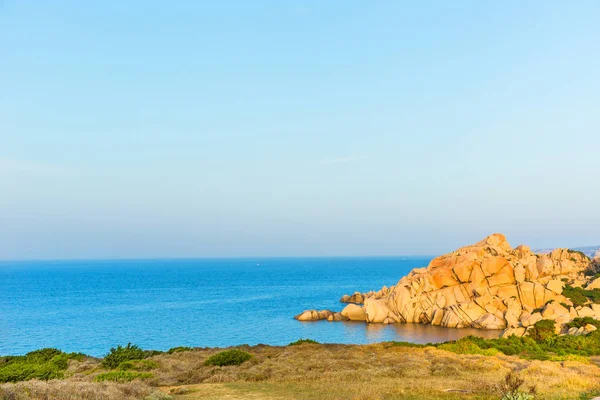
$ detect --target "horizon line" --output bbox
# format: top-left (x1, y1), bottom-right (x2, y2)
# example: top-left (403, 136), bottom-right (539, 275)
top-left (0, 254), bottom-right (438, 263)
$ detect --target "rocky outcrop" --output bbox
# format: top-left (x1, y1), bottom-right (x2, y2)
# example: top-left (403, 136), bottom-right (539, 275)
top-left (294, 309), bottom-right (349, 322)
top-left (591, 250), bottom-right (600, 276)
top-left (296, 234), bottom-right (600, 337)
top-left (340, 286), bottom-right (393, 304)
top-left (588, 278), bottom-right (600, 290)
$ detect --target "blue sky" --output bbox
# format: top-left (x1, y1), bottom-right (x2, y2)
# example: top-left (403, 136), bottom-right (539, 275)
top-left (1, 1), bottom-right (599, 259)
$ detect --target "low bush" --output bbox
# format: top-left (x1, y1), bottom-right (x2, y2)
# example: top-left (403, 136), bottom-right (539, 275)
top-left (437, 327), bottom-right (600, 360)
top-left (527, 320), bottom-right (556, 342)
top-left (437, 339), bottom-right (500, 356)
top-left (102, 343), bottom-right (146, 369)
top-left (584, 270), bottom-right (600, 279)
top-left (436, 335), bottom-right (547, 360)
top-left (562, 285), bottom-right (600, 307)
top-left (495, 371), bottom-right (536, 400)
top-left (204, 350), bottom-right (252, 367)
top-left (389, 341), bottom-right (427, 348)
top-left (0, 349), bottom-right (84, 383)
top-left (568, 249), bottom-right (590, 260)
top-left (94, 370), bottom-right (153, 383)
top-left (565, 317), bottom-right (600, 329)
top-left (288, 339), bottom-right (319, 346)
top-left (142, 350), bottom-right (163, 358)
top-left (118, 359), bottom-right (159, 371)
top-left (167, 346), bottom-right (194, 354)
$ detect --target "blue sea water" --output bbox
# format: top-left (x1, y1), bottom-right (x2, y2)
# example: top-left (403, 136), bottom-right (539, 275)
top-left (0, 257), bottom-right (500, 356)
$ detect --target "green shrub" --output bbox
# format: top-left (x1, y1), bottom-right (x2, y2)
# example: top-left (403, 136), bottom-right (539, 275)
top-left (567, 249), bottom-right (590, 260)
top-left (118, 359), bottom-right (159, 371)
top-left (579, 390), bottom-right (600, 400)
top-left (167, 346), bottom-right (194, 354)
top-left (565, 317), bottom-right (600, 329)
top-left (496, 371), bottom-right (536, 400)
top-left (583, 270), bottom-right (600, 279)
top-left (117, 361), bottom-right (136, 371)
top-left (102, 343), bottom-right (146, 369)
top-left (389, 341), bottom-right (427, 348)
top-left (433, 328), bottom-right (600, 360)
top-left (288, 339), bottom-right (319, 346)
top-left (22, 348), bottom-right (62, 362)
top-left (544, 330), bottom-right (600, 356)
top-left (527, 320), bottom-right (556, 342)
top-left (563, 285), bottom-right (600, 307)
top-left (95, 370), bottom-right (153, 383)
top-left (437, 338), bottom-right (499, 356)
top-left (438, 335), bottom-right (549, 360)
top-left (204, 350), bottom-right (252, 367)
top-left (0, 349), bottom-right (84, 383)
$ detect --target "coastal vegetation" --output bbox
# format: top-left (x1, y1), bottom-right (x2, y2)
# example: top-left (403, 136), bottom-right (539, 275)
top-left (2, 333), bottom-right (600, 400)
top-left (288, 338), bottom-right (320, 346)
top-left (95, 370), bottom-right (154, 383)
top-left (203, 350), bottom-right (252, 367)
top-left (0, 348), bottom-right (84, 383)
top-left (102, 343), bottom-right (148, 369)
top-left (562, 285), bottom-right (600, 307)
top-left (167, 347), bottom-right (194, 354)
top-left (388, 319), bottom-right (600, 360)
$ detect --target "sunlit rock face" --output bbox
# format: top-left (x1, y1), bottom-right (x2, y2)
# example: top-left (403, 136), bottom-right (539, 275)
top-left (296, 234), bottom-right (600, 337)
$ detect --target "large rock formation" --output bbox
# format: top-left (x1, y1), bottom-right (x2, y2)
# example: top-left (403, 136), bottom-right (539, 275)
top-left (295, 234), bottom-right (600, 337)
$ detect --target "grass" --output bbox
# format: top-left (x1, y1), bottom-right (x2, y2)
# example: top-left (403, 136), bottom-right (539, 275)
top-left (152, 343), bottom-right (600, 399)
top-left (288, 339), bottom-right (320, 346)
top-left (3, 336), bottom-right (600, 399)
top-left (0, 380), bottom-right (155, 400)
top-left (118, 360), bottom-right (160, 371)
top-left (95, 370), bottom-right (154, 383)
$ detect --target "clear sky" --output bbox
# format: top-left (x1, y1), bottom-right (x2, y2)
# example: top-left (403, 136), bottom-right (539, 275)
top-left (1, 1), bottom-right (599, 259)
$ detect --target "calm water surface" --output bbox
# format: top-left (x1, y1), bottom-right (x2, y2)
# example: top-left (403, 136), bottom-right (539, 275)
top-left (0, 257), bottom-right (500, 356)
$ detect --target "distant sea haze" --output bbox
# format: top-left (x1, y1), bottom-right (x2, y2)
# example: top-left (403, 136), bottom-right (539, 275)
top-left (0, 257), bottom-right (501, 356)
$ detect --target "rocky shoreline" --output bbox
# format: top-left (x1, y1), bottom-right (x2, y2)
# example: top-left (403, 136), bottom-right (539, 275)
top-left (296, 234), bottom-right (600, 338)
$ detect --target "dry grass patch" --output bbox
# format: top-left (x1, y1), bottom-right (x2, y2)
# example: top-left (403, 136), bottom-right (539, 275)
top-left (3, 343), bottom-right (600, 399)
top-left (0, 379), bottom-right (155, 400)
top-left (146, 343), bottom-right (600, 399)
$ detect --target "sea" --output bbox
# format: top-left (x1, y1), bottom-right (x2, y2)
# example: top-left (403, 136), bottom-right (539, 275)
top-left (0, 257), bottom-right (500, 357)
